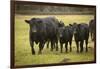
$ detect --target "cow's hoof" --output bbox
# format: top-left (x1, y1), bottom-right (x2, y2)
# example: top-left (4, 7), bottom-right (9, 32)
top-left (56, 47), bottom-right (58, 51)
top-left (56, 49), bottom-right (58, 51)
top-left (38, 52), bottom-right (42, 54)
top-left (80, 50), bottom-right (83, 53)
top-left (77, 51), bottom-right (79, 53)
top-left (86, 50), bottom-right (88, 52)
top-left (51, 49), bottom-right (53, 51)
top-left (65, 51), bottom-right (68, 53)
top-left (32, 52), bottom-right (35, 55)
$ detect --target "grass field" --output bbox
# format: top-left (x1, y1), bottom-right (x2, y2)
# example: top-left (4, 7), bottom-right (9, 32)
top-left (15, 14), bottom-right (95, 66)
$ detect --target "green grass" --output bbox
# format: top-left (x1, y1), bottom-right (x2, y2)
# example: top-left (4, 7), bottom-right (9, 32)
top-left (15, 14), bottom-right (95, 66)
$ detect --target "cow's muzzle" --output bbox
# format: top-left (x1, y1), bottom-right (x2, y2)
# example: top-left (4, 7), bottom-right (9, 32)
top-left (32, 29), bottom-right (37, 33)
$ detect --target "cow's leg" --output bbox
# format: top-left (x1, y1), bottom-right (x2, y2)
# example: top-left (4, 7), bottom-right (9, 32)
top-left (69, 40), bottom-right (72, 52)
top-left (53, 41), bottom-right (55, 49)
top-left (76, 41), bottom-right (79, 53)
top-left (30, 41), bottom-right (35, 55)
top-left (92, 32), bottom-right (95, 41)
top-left (55, 40), bottom-right (58, 51)
top-left (41, 42), bottom-right (45, 50)
top-left (80, 40), bottom-right (84, 53)
top-left (91, 32), bottom-right (94, 41)
top-left (85, 40), bottom-right (88, 52)
top-left (51, 41), bottom-right (53, 51)
top-left (90, 31), bottom-right (92, 41)
top-left (38, 42), bottom-right (45, 54)
top-left (47, 40), bottom-right (49, 49)
top-left (65, 41), bottom-right (68, 53)
top-left (60, 43), bottom-right (63, 53)
top-left (38, 43), bottom-right (42, 54)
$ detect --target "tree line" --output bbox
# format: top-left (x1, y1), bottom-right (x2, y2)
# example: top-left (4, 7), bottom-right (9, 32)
top-left (15, 4), bottom-right (95, 15)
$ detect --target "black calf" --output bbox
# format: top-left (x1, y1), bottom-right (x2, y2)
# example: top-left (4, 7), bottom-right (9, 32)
top-left (73, 23), bottom-right (89, 53)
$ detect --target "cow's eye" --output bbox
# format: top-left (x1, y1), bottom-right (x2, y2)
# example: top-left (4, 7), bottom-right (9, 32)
top-left (38, 20), bottom-right (42, 23)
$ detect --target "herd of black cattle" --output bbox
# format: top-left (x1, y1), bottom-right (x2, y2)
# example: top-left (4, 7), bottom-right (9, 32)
top-left (25, 17), bottom-right (95, 55)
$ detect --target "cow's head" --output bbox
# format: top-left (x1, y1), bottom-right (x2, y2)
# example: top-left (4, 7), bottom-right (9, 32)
top-left (25, 18), bottom-right (42, 33)
top-left (72, 22), bottom-right (79, 34)
top-left (58, 21), bottom-right (65, 27)
top-left (58, 21), bottom-right (65, 38)
top-left (58, 27), bottom-right (65, 38)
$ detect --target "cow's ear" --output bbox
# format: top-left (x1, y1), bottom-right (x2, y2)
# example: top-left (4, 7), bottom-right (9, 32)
top-left (69, 24), bottom-right (72, 26)
top-left (25, 20), bottom-right (30, 24)
top-left (73, 22), bottom-right (77, 25)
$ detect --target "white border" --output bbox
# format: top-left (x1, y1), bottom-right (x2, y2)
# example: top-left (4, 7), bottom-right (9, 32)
top-left (0, 0), bottom-right (100, 69)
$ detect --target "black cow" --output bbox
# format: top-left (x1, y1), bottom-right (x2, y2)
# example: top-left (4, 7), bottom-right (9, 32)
top-left (89, 19), bottom-right (96, 41)
top-left (59, 24), bottom-right (73, 53)
top-left (25, 17), bottom-right (59, 55)
top-left (73, 23), bottom-right (89, 53)
top-left (46, 21), bottom-right (65, 51)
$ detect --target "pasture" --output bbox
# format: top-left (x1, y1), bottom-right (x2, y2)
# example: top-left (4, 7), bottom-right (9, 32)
top-left (15, 14), bottom-right (95, 66)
